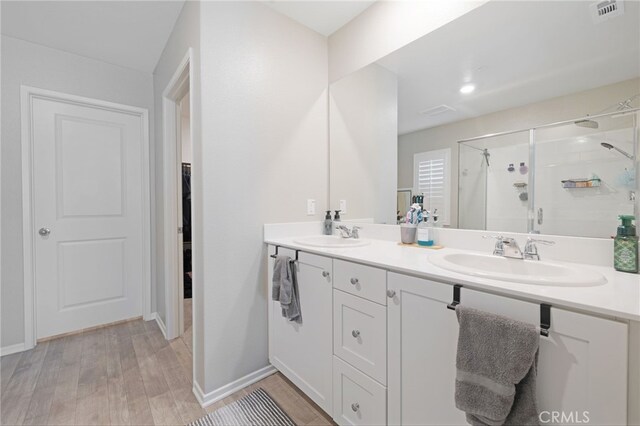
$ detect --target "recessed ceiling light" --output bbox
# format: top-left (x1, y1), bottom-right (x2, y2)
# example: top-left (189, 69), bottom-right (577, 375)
top-left (460, 84), bottom-right (475, 94)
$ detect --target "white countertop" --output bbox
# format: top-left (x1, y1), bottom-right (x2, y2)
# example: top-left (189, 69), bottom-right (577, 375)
top-left (265, 236), bottom-right (640, 322)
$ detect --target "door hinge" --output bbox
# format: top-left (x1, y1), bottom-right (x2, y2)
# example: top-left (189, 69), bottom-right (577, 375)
top-left (178, 227), bottom-right (183, 234)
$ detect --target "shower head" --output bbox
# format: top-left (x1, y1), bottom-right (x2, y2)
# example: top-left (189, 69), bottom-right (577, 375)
top-left (575, 119), bottom-right (599, 129)
top-left (482, 148), bottom-right (490, 167)
top-left (601, 142), bottom-right (634, 160)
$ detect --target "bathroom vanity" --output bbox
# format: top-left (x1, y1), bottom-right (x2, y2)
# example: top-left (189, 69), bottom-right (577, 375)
top-left (265, 231), bottom-right (639, 426)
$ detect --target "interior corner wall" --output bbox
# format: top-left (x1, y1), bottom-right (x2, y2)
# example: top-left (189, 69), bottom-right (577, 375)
top-left (198, 1), bottom-right (328, 394)
top-left (0, 35), bottom-right (154, 350)
top-left (330, 63), bottom-right (398, 224)
top-left (327, 0), bottom-right (489, 83)
top-left (398, 77), bottom-right (640, 228)
top-left (151, 0), bottom-right (202, 384)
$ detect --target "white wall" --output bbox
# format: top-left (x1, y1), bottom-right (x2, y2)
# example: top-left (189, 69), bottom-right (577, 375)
top-left (151, 0), bottom-right (202, 384)
top-left (399, 78), bottom-right (640, 228)
top-left (330, 63), bottom-right (398, 224)
top-left (328, 0), bottom-right (488, 82)
top-left (0, 35), bottom-right (154, 350)
top-left (198, 1), bottom-right (328, 396)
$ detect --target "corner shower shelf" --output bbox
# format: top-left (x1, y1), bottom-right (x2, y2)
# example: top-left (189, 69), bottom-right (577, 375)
top-left (561, 178), bottom-right (601, 189)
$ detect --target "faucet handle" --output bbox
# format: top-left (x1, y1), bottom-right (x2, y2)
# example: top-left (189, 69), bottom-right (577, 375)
top-left (483, 235), bottom-right (506, 256)
top-left (524, 238), bottom-right (554, 260)
top-left (526, 237), bottom-right (555, 246)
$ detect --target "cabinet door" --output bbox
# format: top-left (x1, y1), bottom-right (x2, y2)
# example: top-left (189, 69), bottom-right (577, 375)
top-left (388, 272), bottom-right (629, 426)
top-left (462, 288), bottom-right (628, 426)
top-left (387, 273), bottom-right (465, 426)
top-left (268, 247), bottom-right (333, 414)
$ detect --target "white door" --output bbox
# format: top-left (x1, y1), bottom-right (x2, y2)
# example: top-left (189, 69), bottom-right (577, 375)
top-left (31, 93), bottom-right (146, 339)
top-left (268, 248), bottom-right (333, 414)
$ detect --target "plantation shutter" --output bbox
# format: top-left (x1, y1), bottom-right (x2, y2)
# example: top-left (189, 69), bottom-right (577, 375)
top-left (413, 149), bottom-right (451, 225)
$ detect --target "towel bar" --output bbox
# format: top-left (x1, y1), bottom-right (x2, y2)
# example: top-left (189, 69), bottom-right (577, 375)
top-left (269, 246), bottom-right (299, 262)
top-left (446, 284), bottom-right (551, 337)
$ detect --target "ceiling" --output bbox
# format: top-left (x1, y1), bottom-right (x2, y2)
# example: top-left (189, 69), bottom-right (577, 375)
top-left (1, 1), bottom-right (185, 73)
top-left (375, 0), bottom-right (640, 135)
top-left (264, 0), bottom-right (375, 36)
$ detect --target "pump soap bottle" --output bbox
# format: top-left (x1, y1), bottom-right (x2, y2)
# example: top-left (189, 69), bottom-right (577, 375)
top-left (614, 215), bottom-right (638, 273)
top-left (323, 210), bottom-right (333, 235)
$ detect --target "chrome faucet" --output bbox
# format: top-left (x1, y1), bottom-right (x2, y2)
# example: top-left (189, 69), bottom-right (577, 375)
top-left (523, 237), bottom-right (555, 260)
top-left (484, 235), bottom-right (554, 260)
top-left (336, 225), bottom-right (361, 239)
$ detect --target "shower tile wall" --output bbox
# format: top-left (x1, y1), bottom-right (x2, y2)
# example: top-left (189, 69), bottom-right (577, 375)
top-left (535, 127), bottom-right (635, 238)
top-left (485, 143), bottom-right (529, 233)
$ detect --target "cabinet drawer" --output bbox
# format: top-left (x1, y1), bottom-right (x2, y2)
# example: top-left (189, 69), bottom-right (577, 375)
top-left (333, 259), bottom-right (386, 305)
top-left (333, 356), bottom-right (386, 426)
top-left (334, 290), bottom-right (387, 384)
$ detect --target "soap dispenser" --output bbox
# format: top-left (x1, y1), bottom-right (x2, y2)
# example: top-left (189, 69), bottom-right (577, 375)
top-left (334, 210), bottom-right (341, 222)
top-left (614, 215), bottom-right (638, 273)
top-left (323, 210), bottom-right (333, 235)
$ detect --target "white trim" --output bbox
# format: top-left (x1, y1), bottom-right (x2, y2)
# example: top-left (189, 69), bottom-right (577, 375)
top-left (20, 86), bottom-right (151, 348)
top-left (193, 365), bottom-right (278, 408)
top-left (151, 312), bottom-right (168, 339)
top-left (0, 343), bottom-right (27, 357)
top-left (163, 49), bottom-right (193, 342)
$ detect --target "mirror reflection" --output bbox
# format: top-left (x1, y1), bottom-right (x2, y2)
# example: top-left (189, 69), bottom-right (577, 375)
top-left (329, 0), bottom-right (639, 238)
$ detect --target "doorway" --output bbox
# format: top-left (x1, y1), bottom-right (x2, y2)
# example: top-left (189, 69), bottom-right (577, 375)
top-left (177, 92), bottom-right (193, 352)
top-left (162, 49), bottom-right (195, 358)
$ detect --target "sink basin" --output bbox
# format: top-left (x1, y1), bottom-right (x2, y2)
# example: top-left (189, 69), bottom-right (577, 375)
top-left (429, 252), bottom-right (606, 286)
top-left (293, 235), bottom-right (370, 248)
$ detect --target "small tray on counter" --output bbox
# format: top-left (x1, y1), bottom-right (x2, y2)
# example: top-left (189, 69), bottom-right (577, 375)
top-left (397, 242), bottom-right (444, 250)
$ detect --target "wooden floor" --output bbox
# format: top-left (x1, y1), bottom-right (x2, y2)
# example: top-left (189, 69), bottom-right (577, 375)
top-left (1, 314), bottom-right (334, 426)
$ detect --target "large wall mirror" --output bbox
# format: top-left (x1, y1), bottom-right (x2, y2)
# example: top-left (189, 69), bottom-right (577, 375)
top-left (329, 0), bottom-right (640, 238)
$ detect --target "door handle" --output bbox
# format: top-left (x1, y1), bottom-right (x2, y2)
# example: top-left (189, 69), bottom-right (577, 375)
top-left (38, 227), bottom-right (51, 237)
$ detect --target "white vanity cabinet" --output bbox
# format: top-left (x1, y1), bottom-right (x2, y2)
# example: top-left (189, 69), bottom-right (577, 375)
top-left (387, 272), bottom-right (629, 426)
top-left (268, 248), bottom-right (333, 414)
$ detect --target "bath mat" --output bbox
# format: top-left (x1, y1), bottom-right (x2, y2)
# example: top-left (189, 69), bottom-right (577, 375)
top-left (189, 388), bottom-right (295, 426)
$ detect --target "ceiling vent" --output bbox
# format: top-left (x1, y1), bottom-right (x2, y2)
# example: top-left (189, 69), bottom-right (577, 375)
top-left (591, 0), bottom-right (624, 22)
top-left (420, 104), bottom-right (456, 117)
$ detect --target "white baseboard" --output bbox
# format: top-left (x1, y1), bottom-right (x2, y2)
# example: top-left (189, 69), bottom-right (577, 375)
top-left (193, 365), bottom-right (277, 408)
top-left (1, 342), bottom-right (26, 356)
top-left (152, 312), bottom-right (168, 339)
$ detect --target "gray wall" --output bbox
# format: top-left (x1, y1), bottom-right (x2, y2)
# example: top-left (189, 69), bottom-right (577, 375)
top-left (0, 35), bottom-right (155, 349)
top-left (330, 63), bottom-right (398, 224)
top-left (198, 1), bottom-right (328, 394)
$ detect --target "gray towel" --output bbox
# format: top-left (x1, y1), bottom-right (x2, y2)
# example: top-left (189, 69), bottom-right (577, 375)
top-left (271, 255), bottom-right (301, 323)
top-left (455, 306), bottom-right (540, 426)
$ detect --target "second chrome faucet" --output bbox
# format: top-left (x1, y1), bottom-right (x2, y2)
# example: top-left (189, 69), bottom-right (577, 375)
top-left (484, 235), bottom-right (554, 260)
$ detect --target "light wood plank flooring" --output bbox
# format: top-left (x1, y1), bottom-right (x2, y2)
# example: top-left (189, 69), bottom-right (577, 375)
top-left (1, 316), bottom-right (334, 426)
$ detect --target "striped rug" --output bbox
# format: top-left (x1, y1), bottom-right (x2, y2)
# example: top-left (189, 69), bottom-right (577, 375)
top-left (189, 388), bottom-right (296, 426)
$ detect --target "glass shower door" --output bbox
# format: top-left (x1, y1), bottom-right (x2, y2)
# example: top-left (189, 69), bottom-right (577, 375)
top-left (533, 112), bottom-right (637, 238)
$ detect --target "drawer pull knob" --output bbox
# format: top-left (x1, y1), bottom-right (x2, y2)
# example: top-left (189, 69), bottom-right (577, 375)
top-left (350, 278), bottom-right (359, 285)
top-left (322, 271), bottom-right (330, 278)
top-left (387, 289), bottom-right (396, 298)
top-left (351, 403), bottom-right (359, 412)
top-left (352, 330), bottom-right (360, 338)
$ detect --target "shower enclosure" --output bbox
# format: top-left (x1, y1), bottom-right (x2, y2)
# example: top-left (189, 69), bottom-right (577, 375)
top-left (458, 108), bottom-right (639, 238)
